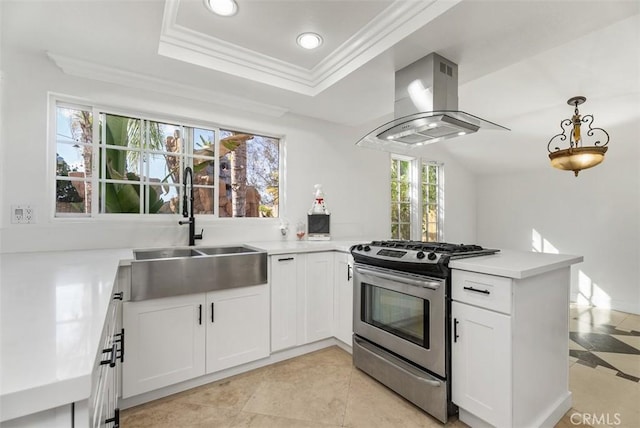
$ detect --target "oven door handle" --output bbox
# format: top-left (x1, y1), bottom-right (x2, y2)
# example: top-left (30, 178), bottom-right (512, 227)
top-left (354, 337), bottom-right (442, 388)
top-left (355, 266), bottom-right (442, 290)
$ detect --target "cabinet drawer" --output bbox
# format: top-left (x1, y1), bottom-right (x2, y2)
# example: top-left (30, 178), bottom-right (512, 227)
top-left (452, 270), bottom-right (512, 314)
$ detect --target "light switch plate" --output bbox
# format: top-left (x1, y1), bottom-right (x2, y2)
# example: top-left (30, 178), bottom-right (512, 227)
top-left (11, 205), bottom-right (35, 224)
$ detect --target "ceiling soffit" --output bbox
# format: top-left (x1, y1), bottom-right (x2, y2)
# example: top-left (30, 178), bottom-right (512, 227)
top-left (158, 0), bottom-right (461, 96)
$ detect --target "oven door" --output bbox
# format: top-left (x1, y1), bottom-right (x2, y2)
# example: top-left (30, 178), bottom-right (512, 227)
top-left (353, 263), bottom-right (446, 377)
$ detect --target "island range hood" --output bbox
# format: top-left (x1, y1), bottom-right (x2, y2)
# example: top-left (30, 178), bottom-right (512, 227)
top-left (356, 53), bottom-right (508, 152)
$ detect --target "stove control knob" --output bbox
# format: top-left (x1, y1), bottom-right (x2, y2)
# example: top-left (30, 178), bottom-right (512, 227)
top-left (364, 245), bottom-right (371, 252)
top-left (356, 245), bottom-right (363, 251)
top-left (416, 251), bottom-right (425, 259)
top-left (427, 252), bottom-right (437, 261)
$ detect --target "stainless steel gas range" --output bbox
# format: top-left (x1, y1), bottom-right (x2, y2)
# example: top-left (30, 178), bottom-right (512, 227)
top-left (350, 240), bottom-right (499, 423)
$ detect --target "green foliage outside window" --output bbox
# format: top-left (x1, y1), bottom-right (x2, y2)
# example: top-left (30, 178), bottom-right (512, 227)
top-left (54, 101), bottom-right (281, 218)
top-left (101, 114), bottom-right (164, 214)
top-left (391, 157), bottom-right (441, 241)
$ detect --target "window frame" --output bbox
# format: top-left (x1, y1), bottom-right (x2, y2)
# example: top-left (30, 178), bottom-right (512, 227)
top-left (420, 160), bottom-right (444, 242)
top-left (390, 154), bottom-right (443, 242)
top-left (49, 94), bottom-right (285, 222)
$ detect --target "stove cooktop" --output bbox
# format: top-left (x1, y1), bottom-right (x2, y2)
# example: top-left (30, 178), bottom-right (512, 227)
top-left (350, 240), bottom-right (499, 276)
top-left (369, 240), bottom-right (489, 254)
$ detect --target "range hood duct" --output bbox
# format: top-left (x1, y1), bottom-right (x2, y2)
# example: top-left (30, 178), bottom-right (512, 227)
top-left (356, 53), bottom-right (508, 152)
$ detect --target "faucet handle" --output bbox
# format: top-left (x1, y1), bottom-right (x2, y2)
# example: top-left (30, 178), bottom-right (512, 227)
top-left (195, 229), bottom-right (204, 240)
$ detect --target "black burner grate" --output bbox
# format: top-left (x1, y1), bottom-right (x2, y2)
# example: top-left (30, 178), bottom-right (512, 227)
top-left (370, 240), bottom-right (485, 254)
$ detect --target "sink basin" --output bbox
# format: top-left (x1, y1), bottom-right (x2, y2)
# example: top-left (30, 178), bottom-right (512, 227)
top-left (130, 245), bottom-right (267, 301)
top-left (196, 246), bottom-right (257, 255)
top-left (134, 248), bottom-right (203, 260)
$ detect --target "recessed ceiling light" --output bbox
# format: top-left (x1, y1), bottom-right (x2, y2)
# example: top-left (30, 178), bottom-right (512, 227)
top-left (457, 131), bottom-right (467, 136)
top-left (205, 0), bottom-right (238, 17)
top-left (296, 32), bottom-right (323, 50)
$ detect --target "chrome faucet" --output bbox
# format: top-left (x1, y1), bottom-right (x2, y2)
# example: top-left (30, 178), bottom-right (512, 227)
top-left (178, 166), bottom-right (203, 246)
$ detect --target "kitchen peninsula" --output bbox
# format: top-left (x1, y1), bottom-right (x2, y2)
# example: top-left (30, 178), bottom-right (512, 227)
top-left (0, 243), bottom-right (581, 428)
top-left (449, 250), bottom-right (583, 427)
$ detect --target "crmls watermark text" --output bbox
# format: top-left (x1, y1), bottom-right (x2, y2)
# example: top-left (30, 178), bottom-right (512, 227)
top-left (571, 412), bottom-right (622, 425)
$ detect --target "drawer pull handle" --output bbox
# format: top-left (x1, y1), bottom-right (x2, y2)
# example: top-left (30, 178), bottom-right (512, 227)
top-left (113, 292), bottom-right (124, 301)
top-left (105, 408), bottom-right (120, 427)
top-left (198, 304), bottom-right (202, 325)
top-left (100, 344), bottom-right (117, 368)
top-left (211, 302), bottom-right (215, 323)
top-left (278, 257), bottom-right (294, 262)
top-left (114, 328), bottom-right (125, 363)
top-left (347, 264), bottom-right (353, 281)
top-left (463, 286), bottom-right (490, 295)
top-left (454, 318), bottom-right (459, 342)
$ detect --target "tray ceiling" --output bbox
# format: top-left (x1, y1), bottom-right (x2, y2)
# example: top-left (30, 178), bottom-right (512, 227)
top-left (159, 0), bottom-right (459, 95)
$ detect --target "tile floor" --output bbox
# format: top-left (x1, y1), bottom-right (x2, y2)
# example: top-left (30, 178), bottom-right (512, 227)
top-left (122, 304), bottom-right (640, 428)
top-left (567, 304), bottom-right (640, 428)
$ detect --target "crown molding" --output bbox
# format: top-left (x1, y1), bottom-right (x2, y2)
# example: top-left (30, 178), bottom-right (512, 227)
top-left (47, 52), bottom-right (289, 118)
top-left (158, 0), bottom-right (461, 96)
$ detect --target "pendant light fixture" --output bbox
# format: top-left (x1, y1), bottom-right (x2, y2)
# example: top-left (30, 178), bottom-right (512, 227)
top-left (547, 96), bottom-right (609, 177)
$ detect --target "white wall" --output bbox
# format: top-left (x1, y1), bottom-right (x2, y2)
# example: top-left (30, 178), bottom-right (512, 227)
top-left (0, 31), bottom-right (481, 253)
top-left (0, 47), bottom-right (393, 253)
top-left (477, 159), bottom-right (640, 315)
top-left (0, 0), bottom-right (5, 236)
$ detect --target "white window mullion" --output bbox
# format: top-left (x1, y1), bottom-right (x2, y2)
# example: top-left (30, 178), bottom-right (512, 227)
top-left (437, 163), bottom-right (444, 242)
top-left (176, 125), bottom-right (188, 217)
top-left (410, 158), bottom-right (421, 241)
top-left (141, 120), bottom-right (147, 215)
top-left (213, 128), bottom-right (220, 217)
top-left (98, 112), bottom-right (106, 215)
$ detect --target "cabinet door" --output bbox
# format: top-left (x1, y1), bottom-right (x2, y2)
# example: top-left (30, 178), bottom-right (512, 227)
top-left (206, 284), bottom-right (270, 373)
top-left (122, 294), bottom-right (205, 398)
top-left (270, 254), bottom-right (299, 352)
top-left (333, 252), bottom-right (354, 345)
top-left (304, 252), bottom-right (334, 343)
top-left (451, 301), bottom-right (512, 427)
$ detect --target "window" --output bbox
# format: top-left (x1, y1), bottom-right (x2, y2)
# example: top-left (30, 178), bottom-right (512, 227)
top-left (421, 162), bottom-right (441, 242)
top-left (390, 157), bottom-right (411, 240)
top-left (390, 155), bottom-right (442, 241)
top-left (54, 101), bottom-right (280, 218)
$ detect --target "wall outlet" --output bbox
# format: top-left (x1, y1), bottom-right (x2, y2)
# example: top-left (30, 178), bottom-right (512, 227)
top-left (11, 205), bottom-right (35, 224)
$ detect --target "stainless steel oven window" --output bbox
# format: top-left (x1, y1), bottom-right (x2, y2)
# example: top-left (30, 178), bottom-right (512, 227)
top-left (362, 283), bottom-right (430, 348)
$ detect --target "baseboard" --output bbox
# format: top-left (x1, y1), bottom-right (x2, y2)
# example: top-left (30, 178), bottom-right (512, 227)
top-left (459, 392), bottom-right (572, 428)
top-left (534, 391), bottom-right (572, 428)
top-left (458, 409), bottom-right (493, 428)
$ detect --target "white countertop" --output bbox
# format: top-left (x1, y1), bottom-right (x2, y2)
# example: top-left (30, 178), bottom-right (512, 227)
top-left (449, 249), bottom-right (583, 279)
top-left (246, 240), bottom-right (360, 255)
top-left (0, 248), bottom-right (133, 422)
top-left (0, 241), bottom-right (361, 422)
top-left (0, 241), bottom-right (579, 422)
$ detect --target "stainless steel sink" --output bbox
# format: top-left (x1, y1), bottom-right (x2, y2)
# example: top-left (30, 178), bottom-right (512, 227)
top-left (134, 248), bottom-right (203, 260)
top-left (196, 246), bottom-right (258, 255)
top-left (130, 245), bottom-right (267, 301)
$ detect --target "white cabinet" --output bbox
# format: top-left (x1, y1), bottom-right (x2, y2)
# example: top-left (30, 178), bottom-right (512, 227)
top-left (304, 252), bottom-right (334, 343)
top-left (206, 285), bottom-right (269, 373)
top-left (123, 284), bottom-right (269, 398)
top-left (270, 254), bottom-right (301, 352)
top-left (451, 268), bottom-right (572, 428)
top-left (123, 294), bottom-right (206, 398)
top-left (451, 300), bottom-right (511, 427)
top-left (333, 252), bottom-right (353, 345)
top-left (90, 286), bottom-right (124, 428)
top-left (269, 251), bottom-right (335, 351)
